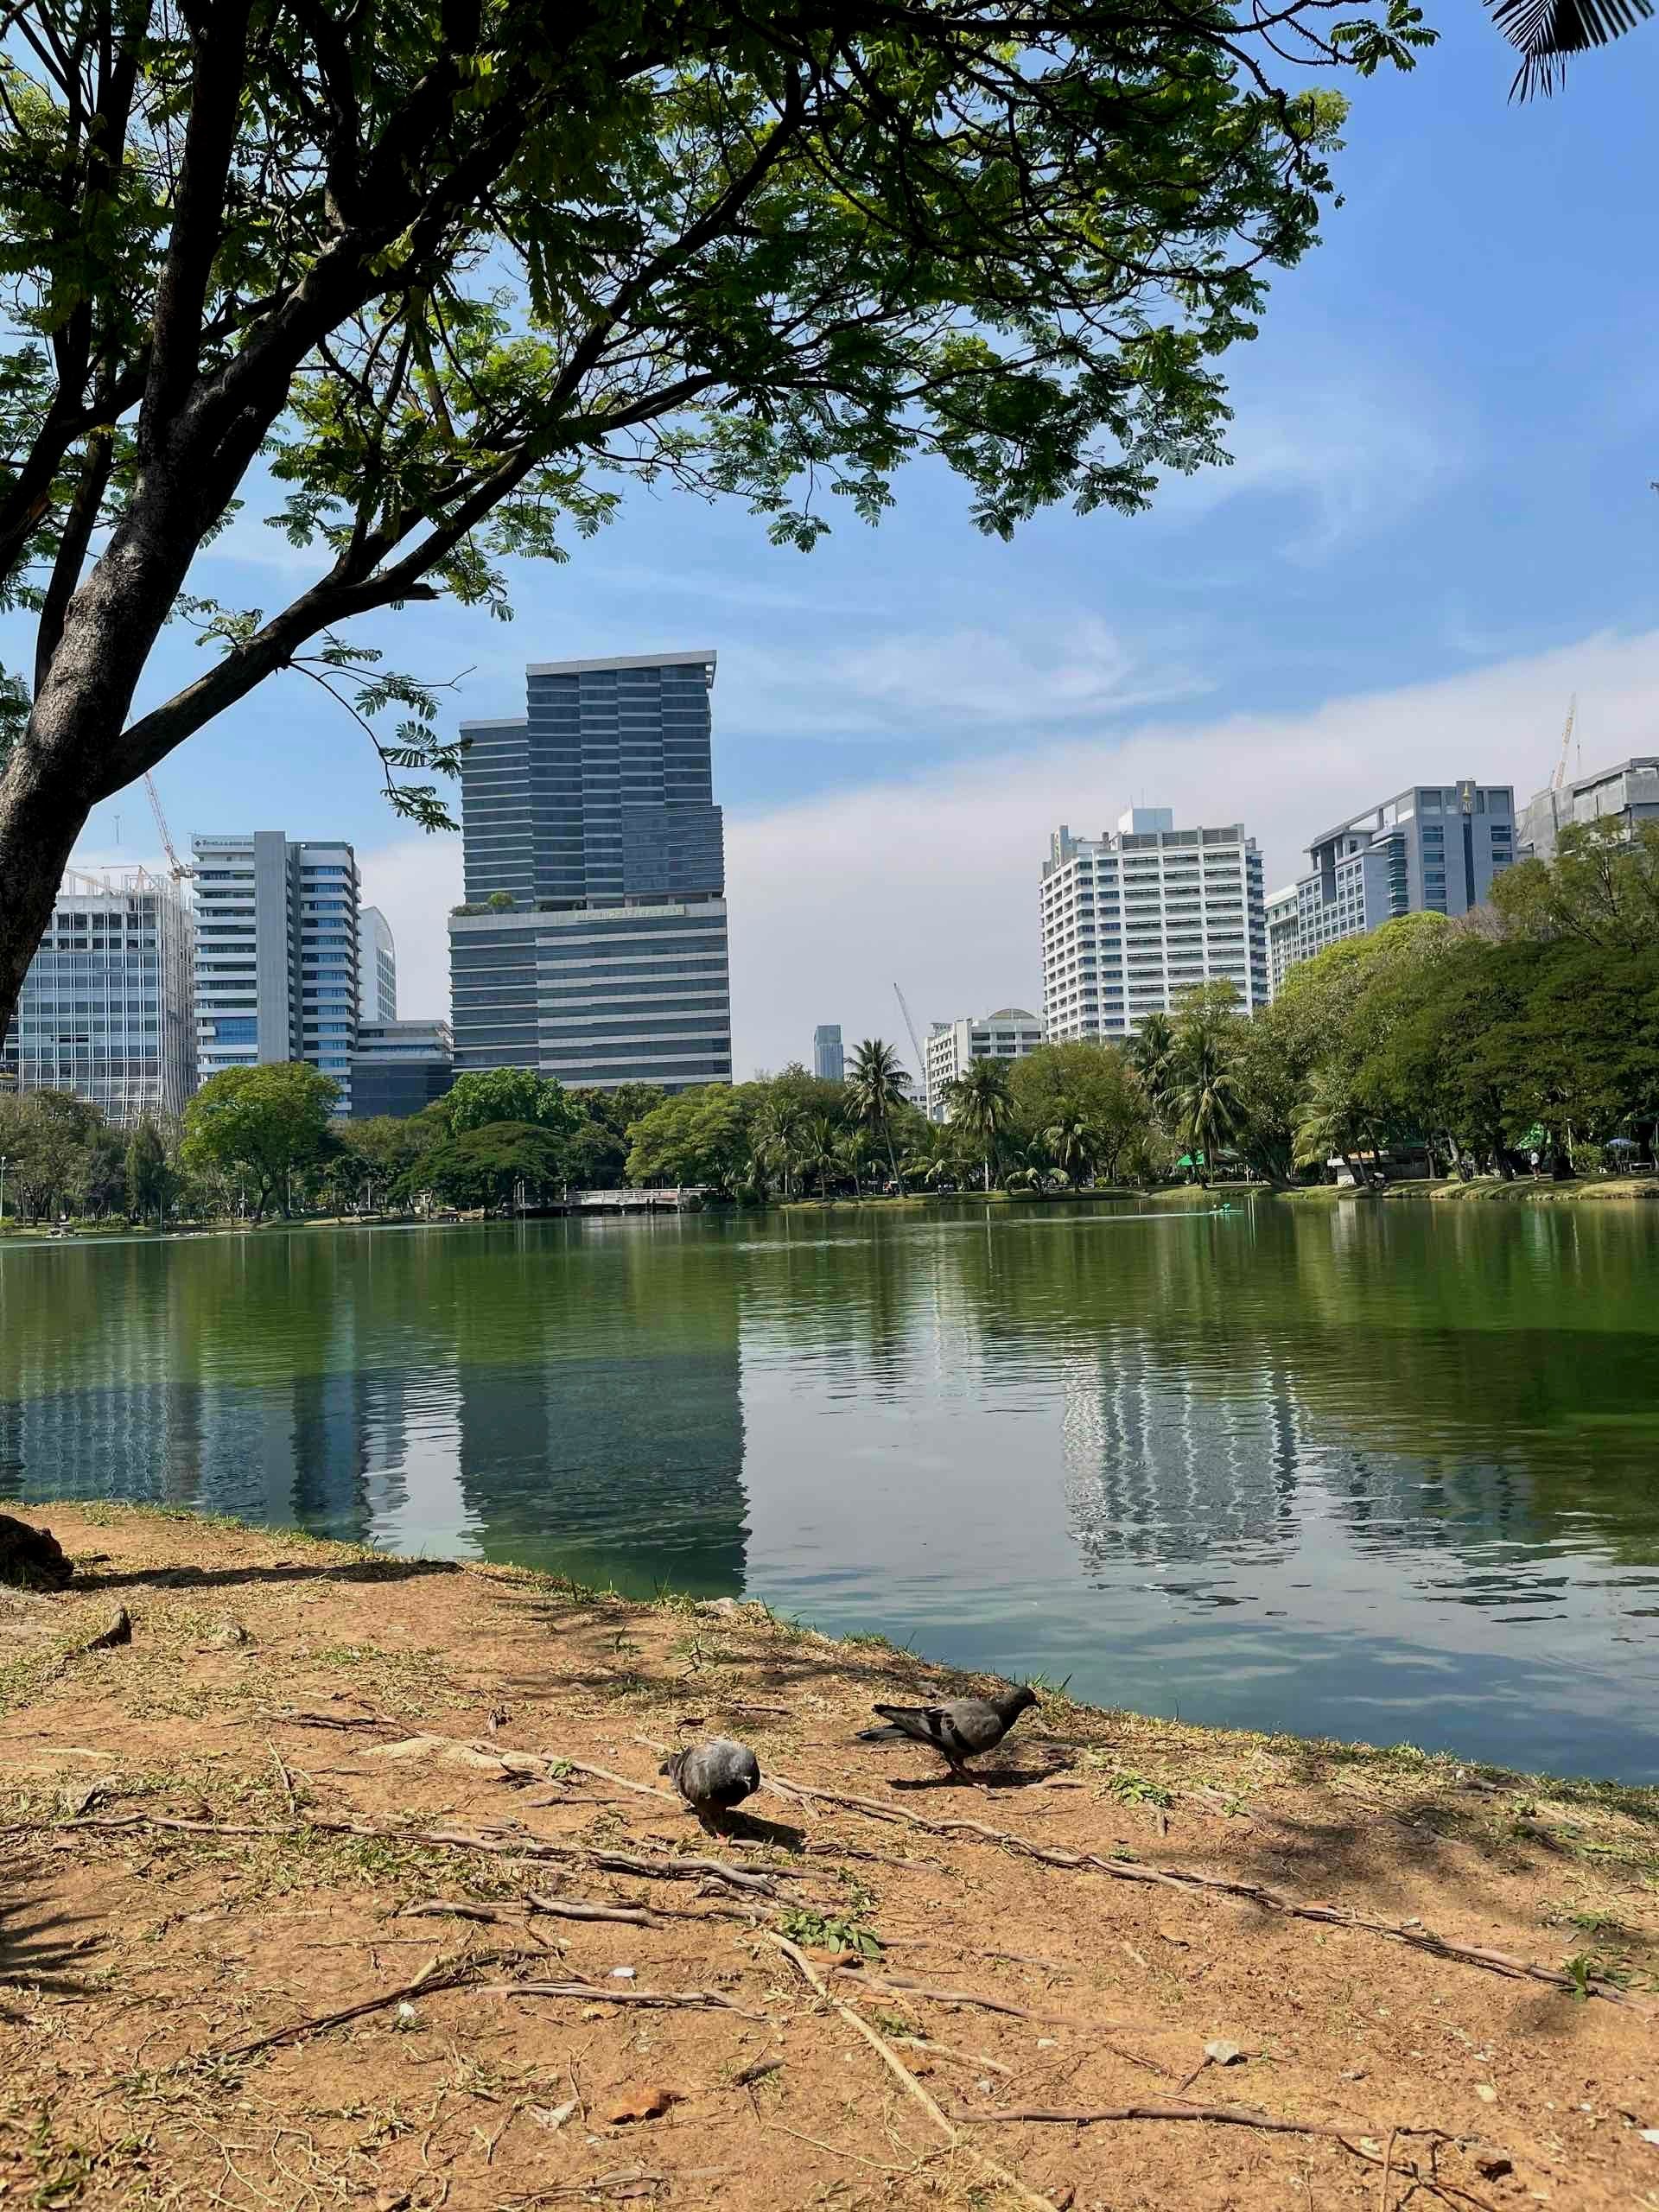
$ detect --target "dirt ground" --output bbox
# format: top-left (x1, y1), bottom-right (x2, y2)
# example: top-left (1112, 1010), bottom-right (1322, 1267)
top-left (3, 1506), bottom-right (1657, 2212)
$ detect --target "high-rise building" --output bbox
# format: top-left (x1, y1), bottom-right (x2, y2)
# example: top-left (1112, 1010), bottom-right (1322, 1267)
top-left (359, 906), bottom-right (397, 1022)
top-left (1276, 780), bottom-right (1515, 987)
top-left (448, 652), bottom-right (733, 1092)
top-left (1518, 756), bottom-right (1659, 862)
top-left (812, 1024), bottom-right (844, 1083)
top-left (349, 1020), bottom-right (454, 1120)
top-left (925, 1008), bottom-right (1044, 1122)
top-left (192, 832), bottom-right (361, 1111)
top-left (1265, 885), bottom-right (1300, 1001)
top-left (1040, 809), bottom-right (1267, 1042)
top-left (3, 867), bottom-right (195, 1122)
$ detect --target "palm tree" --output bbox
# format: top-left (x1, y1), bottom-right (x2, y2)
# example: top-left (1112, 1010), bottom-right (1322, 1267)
top-left (1171, 1035), bottom-right (1243, 1186)
top-left (1129, 1012), bottom-right (1176, 1122)
top-left (1045, 1105), bottom-right (1096, 1187)
top-left (846, 1037), bottom-right (910, 1193)
top-left (751, 1093), bottom-right (804, 1198)
top-left (836, 1128), bottom-right (872, 1197)
top-left (943, 1056), bottom-right (1015, 1192)
top-left (801, 1113), bottom-right (842, 1199)
top-left (1484, 0), bottom-right (1650, 100)
top-left (1293, 1067), bottom-right (1374, 1190)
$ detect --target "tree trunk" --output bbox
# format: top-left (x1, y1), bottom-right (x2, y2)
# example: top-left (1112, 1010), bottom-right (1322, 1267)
top-left (0, 749), bottom-right (94, 1051)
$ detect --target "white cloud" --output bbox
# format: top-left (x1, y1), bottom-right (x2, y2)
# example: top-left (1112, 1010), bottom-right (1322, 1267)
top-left (359, 625), bottom-right (1659, 1084)
top-left (720, 614), bottom-right (1209, 740)
top-left (1151, 374), bottom-right (1464, 562)
top-left (725, 625), bottom-right (1659, 1078)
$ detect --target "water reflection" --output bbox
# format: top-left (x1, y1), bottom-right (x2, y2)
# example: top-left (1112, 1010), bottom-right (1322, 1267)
top-left (3, 1198), bottom-right (1659, 1774)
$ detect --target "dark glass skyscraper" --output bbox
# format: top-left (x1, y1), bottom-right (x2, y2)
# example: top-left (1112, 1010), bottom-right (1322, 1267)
top-left (448, 652), bottom-right (734, 1092)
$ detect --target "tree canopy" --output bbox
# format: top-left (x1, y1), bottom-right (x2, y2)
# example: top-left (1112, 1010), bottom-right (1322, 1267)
top-left (447, 1067), bottom-right (582, 1137)
top-left (0, 0), bottom-right (1431, 1044)
top-left (180, 1061), bottom-right (340, 1217)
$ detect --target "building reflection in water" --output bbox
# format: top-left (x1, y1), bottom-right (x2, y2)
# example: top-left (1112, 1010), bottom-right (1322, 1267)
top-left (1058, 1327), bottom-right (1564, 1618)
top-left (0, 1222), bottom-right (748, 1599)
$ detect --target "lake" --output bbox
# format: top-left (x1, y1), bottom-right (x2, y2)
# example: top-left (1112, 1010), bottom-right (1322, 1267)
top-left (4, 1195), bottom-right (1659, 1779)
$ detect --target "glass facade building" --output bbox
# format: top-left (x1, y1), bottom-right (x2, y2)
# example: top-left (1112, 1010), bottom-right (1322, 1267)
top-left (3, 868), bottom-right (195, 1122)
top-left (812, 1023), bottom-right (844, 1083)
top-left (448, 652), bottom-right (733, 1092)
top-left (359, 906), bottom-right (397, 1021)
top-left (349, 1020), bottom-right (454, 1120)
top-left (192, 832), bottom-right (361, 1111)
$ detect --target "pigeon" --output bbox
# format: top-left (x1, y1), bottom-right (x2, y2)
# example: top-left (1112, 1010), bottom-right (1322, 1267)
top-left (659, 1735), bottom-right (761, 1822)
top-left (858, 1683), bottom-right (1039, 1780)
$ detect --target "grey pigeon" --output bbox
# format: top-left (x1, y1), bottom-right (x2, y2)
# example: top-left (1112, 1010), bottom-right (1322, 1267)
top-left (857, 1683), bottom-right (1038, 1779)
top-left (660, 1735), bottom-right (760, 1821)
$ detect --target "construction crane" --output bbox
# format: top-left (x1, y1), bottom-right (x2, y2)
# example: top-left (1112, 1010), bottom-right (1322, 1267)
top-left (892, 982), bottom-right (925, 1097)
top-left (1550, 696), bottom-right (1577, 793)
top-left (143, 772), bottom-right (193, 880)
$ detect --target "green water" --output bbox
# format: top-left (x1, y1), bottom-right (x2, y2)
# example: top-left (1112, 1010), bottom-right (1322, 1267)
top-left (4, 1196), bottom-right (1659, 1778)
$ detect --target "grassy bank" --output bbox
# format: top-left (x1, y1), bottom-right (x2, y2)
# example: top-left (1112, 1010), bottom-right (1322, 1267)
top-left (2, 1503), bottom-right (1656, 2211)
top-left (1431, 1174), bottom-right (1659, 1205)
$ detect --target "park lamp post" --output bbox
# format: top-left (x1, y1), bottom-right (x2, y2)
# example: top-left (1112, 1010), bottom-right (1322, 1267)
top-left (0, 1154), bottom-right (8, 1225)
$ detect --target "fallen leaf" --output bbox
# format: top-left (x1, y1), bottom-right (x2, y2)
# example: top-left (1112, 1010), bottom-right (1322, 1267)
top-left (1203, 2040), bottom-right (1243, 2067)
top-left (1476, 2084), bottom-right (1498, 2105)
top-left (1475, 2153), bottom-right (1515, 2179)
top-left (605, 2084), bottom-right (685, 2126)
top-left (530, 2101), bottom-right (580, 2130)
top-left (373, 2192), bottom-right (412, 2212)
top-left (1052, 2188), bottom-right (1077, 2212)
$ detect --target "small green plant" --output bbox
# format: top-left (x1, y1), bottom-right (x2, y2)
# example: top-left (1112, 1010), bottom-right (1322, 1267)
top-left (1101, 1768), bottom-right (1174, 1808)
top-left (1561, 1949), bottom-right (1630, 2000)
top-left (779, 1906), bottom-right (883, 1960)
top-left (1566, 1908), bottom-right (1624, 1937)
top-left (869, 2009), bottom-right (915, 2037)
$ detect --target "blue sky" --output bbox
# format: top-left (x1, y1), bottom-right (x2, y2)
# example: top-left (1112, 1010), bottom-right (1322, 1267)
top-left (51, 10), bottom-right (1659, 1072)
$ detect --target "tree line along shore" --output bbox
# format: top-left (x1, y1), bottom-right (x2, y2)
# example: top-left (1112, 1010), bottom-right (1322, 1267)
top-left (1, 822), bottom-right (1655, 1228)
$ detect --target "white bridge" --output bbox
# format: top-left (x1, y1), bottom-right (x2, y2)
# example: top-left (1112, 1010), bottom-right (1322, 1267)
top-left (565, 1187), bottom-right (703, 1211)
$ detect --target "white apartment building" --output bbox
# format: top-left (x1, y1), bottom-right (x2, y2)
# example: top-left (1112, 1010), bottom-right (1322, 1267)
top-left (925, 1007), bottom-right (1045, 1122)
top-left (3, 868), bottom-right (195, 1122)
top-left (1265, 885), bottom-right (1299, 1001)
top-left (1040, 809), bottom-right (1268, 1042)
top-left (193, 832), bottom-right (361, 1110)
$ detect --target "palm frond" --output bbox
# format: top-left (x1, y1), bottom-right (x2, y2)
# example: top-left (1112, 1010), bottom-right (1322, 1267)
top-left (1487, 0), bottom-right (1653, 99)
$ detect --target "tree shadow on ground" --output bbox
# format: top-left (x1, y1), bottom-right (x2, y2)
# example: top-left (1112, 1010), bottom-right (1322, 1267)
top-left (0, 1866), bottom-right (98, 2019)
top-left (68, 1557), bottom-right (463, 1594)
